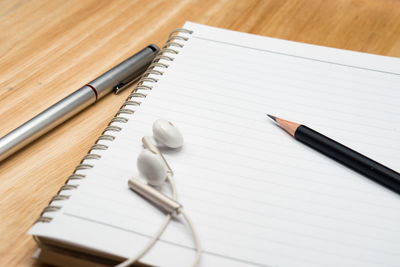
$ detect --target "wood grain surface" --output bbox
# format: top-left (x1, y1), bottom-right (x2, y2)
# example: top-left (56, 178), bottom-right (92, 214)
top-left (0, 0), bottom-right (399, 266)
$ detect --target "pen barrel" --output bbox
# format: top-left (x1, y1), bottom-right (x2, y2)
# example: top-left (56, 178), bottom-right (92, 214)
top-left (0, 86), bottom-right (96, 161)
top-left (89, 44), bottom-right (159, 98)
top-left (295, 125), bottom-right (400, 193)
top-left (0, 45), bottom-right (159, 162)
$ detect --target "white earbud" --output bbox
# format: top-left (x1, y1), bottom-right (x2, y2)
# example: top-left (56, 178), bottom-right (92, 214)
top-left (152, 119), bottom-right (184, 148)
top-left (137, 119), bottom-right (183, 186)
top-left (137, 149), bottom-right (167, 186)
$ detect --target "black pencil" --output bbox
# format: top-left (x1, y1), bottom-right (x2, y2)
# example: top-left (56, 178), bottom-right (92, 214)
top-left (267, 114), bottom-right (400, 194)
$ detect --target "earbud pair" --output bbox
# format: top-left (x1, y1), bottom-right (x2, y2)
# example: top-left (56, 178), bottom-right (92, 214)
top-left (137, 119), bottom-right (184, 186)
top-left (127, 120), bottom-right (201, 266)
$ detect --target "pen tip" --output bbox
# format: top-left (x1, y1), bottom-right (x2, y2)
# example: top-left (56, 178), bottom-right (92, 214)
top-left (267, 114), bottom-right (277, 122)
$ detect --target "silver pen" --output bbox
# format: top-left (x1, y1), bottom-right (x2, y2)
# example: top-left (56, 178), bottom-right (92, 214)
top-left (0, 44), bottom-right (159, 162)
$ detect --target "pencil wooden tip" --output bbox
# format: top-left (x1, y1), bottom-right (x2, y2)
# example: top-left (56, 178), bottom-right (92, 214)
top-left (267, 115), bottom-right (301, 137)
top-left (267, 114), bottom-right (277, 122)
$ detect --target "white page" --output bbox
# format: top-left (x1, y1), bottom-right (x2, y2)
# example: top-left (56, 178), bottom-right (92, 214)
top-left (30, 22), bottom-right (400, 267)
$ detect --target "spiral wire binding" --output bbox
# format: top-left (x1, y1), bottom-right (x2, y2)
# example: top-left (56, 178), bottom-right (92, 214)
top-left (36, 28), bottom-right (193, 224)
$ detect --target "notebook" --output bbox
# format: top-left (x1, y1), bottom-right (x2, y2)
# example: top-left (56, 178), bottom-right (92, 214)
top-left (29, 21), bottom-right (400, 267)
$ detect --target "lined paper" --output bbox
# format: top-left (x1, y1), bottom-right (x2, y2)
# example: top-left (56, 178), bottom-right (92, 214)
top-left (30, 22), bottom-right (400, 267)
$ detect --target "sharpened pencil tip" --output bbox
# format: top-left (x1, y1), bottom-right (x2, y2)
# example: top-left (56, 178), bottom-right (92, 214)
top-left (267, 114), bottom-right (277, 122)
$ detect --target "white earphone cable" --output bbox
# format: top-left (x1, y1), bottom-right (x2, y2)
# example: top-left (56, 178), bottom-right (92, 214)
top-left (116, 215), bottom-right (172, 267)
top-left (167, 175), bottom-right (202, 267)
top-left (117, 173), bottom-right (201, 266)
top-left (116, 174), bottom-right (178, 267)
top-left (181, 210), bottom-right (202, 267)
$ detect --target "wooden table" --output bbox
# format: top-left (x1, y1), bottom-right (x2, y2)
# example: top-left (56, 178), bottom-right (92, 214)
top-left (1, 0), bottom-right (399, 266)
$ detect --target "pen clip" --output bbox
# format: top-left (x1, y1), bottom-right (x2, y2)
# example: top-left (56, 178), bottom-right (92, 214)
top-left (113, 74), bottom-right (143, 94)
top-left (113, 61), bottom-right (152, 94)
